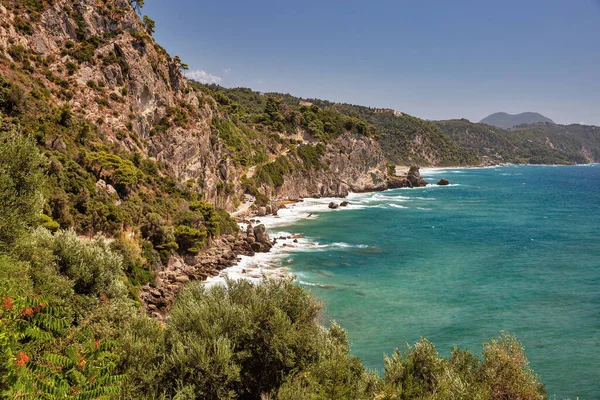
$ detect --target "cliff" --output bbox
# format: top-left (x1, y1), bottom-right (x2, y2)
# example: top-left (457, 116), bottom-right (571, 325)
top-left (0, 0), bottom-right (407, 314)
top-left (0, 0), bottom-right (393, 214)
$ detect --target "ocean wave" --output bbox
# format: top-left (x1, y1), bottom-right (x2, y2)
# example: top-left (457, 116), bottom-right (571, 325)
top-left (330, 242), bottom-right (369, 248)
top-left (389, 204), bottom-right (408, 209)
top-left (372, 193), bottom-right (410, 201)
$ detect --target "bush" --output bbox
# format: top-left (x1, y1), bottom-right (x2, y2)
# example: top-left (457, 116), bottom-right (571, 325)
top-left (0, 132), bottom-right (46, 250)
top-left (119, 278), bottom-right (329, 399)
top-left (141, 212), bottom-right (175, 249)
top-left (189, 201), bottom-right (238, 237)
top-left (24, 229), bottom-right (125, 298)
top-left (174, 224), bottom-right (207, 253)
top-left (0, 76), bottom-right (27, 114)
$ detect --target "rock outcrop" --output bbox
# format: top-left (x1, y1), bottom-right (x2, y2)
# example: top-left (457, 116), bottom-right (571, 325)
top-left (437, 178), bottom-right (449, 186)
top-left (0, 1), bottom-right (440, 318)
top-left (271, 133), bottom-right (389, 200)
top-left (140, 224), bottom-right (276, 317)
top-left (387, 166), bottom-right (428, 188)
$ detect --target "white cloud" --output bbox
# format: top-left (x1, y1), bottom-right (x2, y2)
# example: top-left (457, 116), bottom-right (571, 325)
top-left (223, 68), bottom-right (232, 75)
top-left (185, 70), bottom-right (222, 84)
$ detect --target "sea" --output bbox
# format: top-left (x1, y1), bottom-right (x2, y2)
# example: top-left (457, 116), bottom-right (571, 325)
top-left (207, 165), bottom-right (600, 399)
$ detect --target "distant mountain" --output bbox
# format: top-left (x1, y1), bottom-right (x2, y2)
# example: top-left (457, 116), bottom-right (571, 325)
top-left (436, 119), bottom-right (600, 165)
top-left (480, 112), bottom-right (555, 129)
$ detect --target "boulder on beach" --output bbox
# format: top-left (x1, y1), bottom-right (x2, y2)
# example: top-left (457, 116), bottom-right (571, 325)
top-left (437, 178), bottom-right (450, 186)
top-left (328, 202), bottom-right (339, 209)
top-left (254, 224), bottom-right (270, 245)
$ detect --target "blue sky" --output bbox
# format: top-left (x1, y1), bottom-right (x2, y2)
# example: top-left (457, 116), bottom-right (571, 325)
top-left (144, 0), bottom-right (600, 125)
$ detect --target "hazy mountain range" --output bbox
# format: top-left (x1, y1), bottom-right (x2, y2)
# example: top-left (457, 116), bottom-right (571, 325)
top-left (480, 112), bottom-right (555, 129)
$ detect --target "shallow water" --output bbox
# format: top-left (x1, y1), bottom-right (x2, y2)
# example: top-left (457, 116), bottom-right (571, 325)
top-left (253, 165), bottom-right (600, 399)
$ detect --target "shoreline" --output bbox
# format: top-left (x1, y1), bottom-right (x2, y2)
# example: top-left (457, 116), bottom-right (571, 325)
top-left (204, 163), bottom-right (599, 287)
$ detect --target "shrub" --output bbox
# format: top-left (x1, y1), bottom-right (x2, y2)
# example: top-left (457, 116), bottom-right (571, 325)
top-left (39, 213), bottom-right (60, 232)
top-left (24, 229), bottom-right (125, 298)
top-left (0, 76), bottom-right (26, 114)
top-left (141, 212), bottom-right (174, 248)
top-left (481, 333), bottom-right (546, 400)
top-left (118, 279), bottom-right (329, 399)
top-left (0, 132), bottom-right (46, 250)
top-left (174, 224), bottom-right (207, 253)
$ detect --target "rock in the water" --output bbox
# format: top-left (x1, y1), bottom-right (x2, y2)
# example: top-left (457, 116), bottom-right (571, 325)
top-left (437, 178), bottom-right (450, 186)
top-left (328, 202), bottom-right (339, 209)
top-left (340, 201), bottom-right (350, 207)
top-left (254, 224), bottom-right (270, 245)
top-left (407, 166), bottom-right (428, 187)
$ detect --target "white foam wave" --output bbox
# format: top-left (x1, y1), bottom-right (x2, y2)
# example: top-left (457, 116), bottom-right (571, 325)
top-left (389, 204), bottom-right (408, 209)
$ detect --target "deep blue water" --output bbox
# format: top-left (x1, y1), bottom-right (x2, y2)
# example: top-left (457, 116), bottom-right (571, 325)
top-left (269, 165), bottom-right (600, 399)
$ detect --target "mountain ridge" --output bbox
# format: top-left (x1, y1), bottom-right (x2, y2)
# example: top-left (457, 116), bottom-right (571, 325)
top-left (480, 111), bottom-right (555, 129)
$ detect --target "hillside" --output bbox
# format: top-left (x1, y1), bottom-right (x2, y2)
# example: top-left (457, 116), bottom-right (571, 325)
top-left (480, 112), bottom-right (555, 129)
top-left (205, 86), bottom-right (479, 167)
top-left (436, 119), bottom-right (600, 164)
top-left (0, 1), bottom-right (552, 398)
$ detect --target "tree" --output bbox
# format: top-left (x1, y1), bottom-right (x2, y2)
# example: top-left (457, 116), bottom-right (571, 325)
top-left (173, 55), bottom-right (189, 71)
top-left (0, 132), bottom-right (46, 250)
top-left (143, 15), bottom-right (155, 35)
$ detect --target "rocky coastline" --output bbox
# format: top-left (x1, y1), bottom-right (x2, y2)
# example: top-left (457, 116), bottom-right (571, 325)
top-left (140, 222), bottom-right (276, 319)
top-left (140, 166), bottom-right (429, 317)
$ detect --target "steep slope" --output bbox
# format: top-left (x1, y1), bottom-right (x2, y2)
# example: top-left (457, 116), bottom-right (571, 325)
top-left (0, 0), bottom-right (400, 305)
top-left (480, 112), bottom-right (555, 129)
top-left (205, 86), bottom-right (479, 167)
top-left (436, 119), bottom-right (600, 164)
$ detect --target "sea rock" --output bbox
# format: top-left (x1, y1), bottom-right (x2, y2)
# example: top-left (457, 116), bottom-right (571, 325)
top-left (328, 202), bottom-right (339, 209)
top-left (437, 178), bottom-right (450, 186)
top-left (340, 201), bottom-right (350, 207)
top-left (407, 166), bottom-right (428, 187)
top-left (254, 224), bottom-right (270, 244)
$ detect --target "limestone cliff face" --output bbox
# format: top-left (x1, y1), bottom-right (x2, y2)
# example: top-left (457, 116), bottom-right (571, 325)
top-left (0, 0), bottom-right (391, 211)
top-left (274, 134), bottom-right (388, 199)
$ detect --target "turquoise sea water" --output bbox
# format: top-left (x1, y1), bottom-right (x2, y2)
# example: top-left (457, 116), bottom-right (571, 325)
top-left (267, 165), bottom-right (600, 399)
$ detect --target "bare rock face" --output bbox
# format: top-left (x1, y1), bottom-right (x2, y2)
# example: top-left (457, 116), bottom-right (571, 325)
top-left (95, 180), bottom-right (118, 197)
top-left (387, 166), bottom-right (428, 188)
top-left (272, 133), bottom-right (389, 200)
top-left (407, 166), bottom-right (427, 187)
top-left (437, 178), bottom-right (450, 186)
top-left (254, 224), bottom-right (270, 245)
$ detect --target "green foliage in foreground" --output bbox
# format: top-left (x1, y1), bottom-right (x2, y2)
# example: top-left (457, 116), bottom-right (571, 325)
top-left (115, 279), bottom-right (547, 400)
top-left (0, 132), bottom-right (46, 250)
top-left (0, 130), bottom-right (549, 399)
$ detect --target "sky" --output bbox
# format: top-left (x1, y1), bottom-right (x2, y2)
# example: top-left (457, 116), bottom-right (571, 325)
top-left (143, 0), bottom-right (600, 125)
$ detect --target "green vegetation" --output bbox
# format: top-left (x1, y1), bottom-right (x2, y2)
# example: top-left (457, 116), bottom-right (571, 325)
top-left (0, 131), bottom-right (549, 399)
top-left (0, 2), bottom-right (561, 398)
top-left (436, 119), bottom-right (600, 164)
top-left (0, 64), bottom-right (240, 295)
top-left (201, 85), bottom-right (477, 166)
